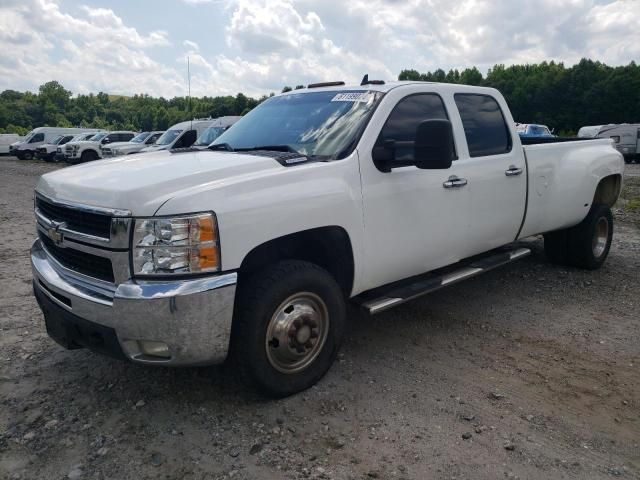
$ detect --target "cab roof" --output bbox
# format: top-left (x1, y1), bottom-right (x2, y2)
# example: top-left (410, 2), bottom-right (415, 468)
top-left (278, 80), bottom-right (500, 96)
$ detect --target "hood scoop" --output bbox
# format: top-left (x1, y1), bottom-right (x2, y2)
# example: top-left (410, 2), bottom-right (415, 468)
top-left (241, 150), bottom-right (313, 167)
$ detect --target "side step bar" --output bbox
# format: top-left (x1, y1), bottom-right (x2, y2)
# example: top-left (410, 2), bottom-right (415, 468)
top-left (357, 246), bottom-right (531, 315)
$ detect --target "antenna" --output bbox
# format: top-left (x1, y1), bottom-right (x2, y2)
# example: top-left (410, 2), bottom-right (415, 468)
top-left (187, 56), bottom-right (194, 131)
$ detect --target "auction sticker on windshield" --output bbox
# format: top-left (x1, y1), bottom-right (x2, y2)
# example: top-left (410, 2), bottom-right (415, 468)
top-left (331, 92), bottom-right (374, 102)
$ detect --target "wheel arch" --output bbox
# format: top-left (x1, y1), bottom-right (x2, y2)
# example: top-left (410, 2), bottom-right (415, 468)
top-left (593, 174), bottom-right (622, 208)
top-left (238, 226), bottom-right (355, 296)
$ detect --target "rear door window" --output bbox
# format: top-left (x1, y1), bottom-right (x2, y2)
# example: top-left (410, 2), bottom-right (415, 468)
top-left (30, 133), bottom-right (44, 143)
top-left (454, 94), bottom-right (512, 157)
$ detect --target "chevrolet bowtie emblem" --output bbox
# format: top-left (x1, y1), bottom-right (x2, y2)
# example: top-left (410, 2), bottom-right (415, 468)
top-left (47, 220), bottom-right (66, 245)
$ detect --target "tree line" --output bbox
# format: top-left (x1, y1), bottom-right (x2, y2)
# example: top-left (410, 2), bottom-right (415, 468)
top-left (399, 59), bottom-right (640, 135)
top-left (1, 59), bottom-right (638, 136)
top-left (0, 81), bottom-right (265, 136)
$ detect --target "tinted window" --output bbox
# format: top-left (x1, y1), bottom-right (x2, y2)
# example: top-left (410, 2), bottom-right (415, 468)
top-left (120, 133), bottom-right (134, 142)
top-left (610, 136), bottom-right (620, 143)
top-left (173, 130), bottom-right (197, 148)
top-left (60, 136), bottom-right (74, 145)
top-left (377, 93), bottom-right (450, 163)
top-left (30, 133), bottom-right (44, 143)
top-left (454, 94), bottom-right (511, 157)
top-left (147, 133), bottom-right (161, 144)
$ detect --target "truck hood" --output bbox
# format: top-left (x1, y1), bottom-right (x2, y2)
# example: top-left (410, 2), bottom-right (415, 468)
top-left (66, 140), bottom-right (98, 147)
top-left (103, 141), bottom-right (132, 149)
top-left (141, 144), bottom-right (169, 152)
top-left (36, 149), bottom-right (282, 216)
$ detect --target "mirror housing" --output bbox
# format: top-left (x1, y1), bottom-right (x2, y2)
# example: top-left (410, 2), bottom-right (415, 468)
top-left (371, 139), bottom-right (395, 173)
top-left (414, 119), bottom-right (454, 169)
top-left (101, 137), bottom-right (110, 144)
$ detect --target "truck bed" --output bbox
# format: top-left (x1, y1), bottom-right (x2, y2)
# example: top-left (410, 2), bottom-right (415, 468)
top-left (519, 136), bottom-right (596, 145)
top-left (518, 138), bottom-right (621, 238)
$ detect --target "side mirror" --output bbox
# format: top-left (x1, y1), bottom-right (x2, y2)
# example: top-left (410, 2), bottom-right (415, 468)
top-left (414, 119), bottom-right (454, 169)
top-left (102, 137), bottom-right (110, 144)
top-left (371, 139), bottom-right (395, 173)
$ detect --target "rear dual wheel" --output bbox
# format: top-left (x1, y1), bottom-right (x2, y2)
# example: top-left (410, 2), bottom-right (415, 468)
top-left (230, 260), bottom-right (345, 397)
top-left (544, 203), bottom-right (613, 270)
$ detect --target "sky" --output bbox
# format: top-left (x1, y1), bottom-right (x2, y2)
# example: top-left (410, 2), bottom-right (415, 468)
top-left (0, 0), bottom-right (638, 98)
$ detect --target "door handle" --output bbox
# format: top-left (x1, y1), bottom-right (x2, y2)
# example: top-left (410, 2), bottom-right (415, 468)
top-left (443, 176), bottom-right (468, 189)
top-left (505, 165), bottom-right (523, 176)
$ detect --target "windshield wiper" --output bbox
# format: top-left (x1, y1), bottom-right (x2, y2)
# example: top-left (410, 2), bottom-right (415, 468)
top-left (238, 145), bottom-right (301, 154)
top-left (208, 143), bottom-right (235, 152)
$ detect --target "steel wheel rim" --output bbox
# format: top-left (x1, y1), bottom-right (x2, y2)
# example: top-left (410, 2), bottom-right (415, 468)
top-left (592, 216), bottom-right (609, 258)
top-left (265, 292), bottom-right (329, 374)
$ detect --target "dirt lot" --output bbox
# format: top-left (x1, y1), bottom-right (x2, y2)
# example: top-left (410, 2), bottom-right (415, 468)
top-left (1, 157), bottom-right (638, 480)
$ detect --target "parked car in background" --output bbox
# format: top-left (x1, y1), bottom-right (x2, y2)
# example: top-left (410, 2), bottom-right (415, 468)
top-left (53, 133), bottom-right (101, 162)
top-left (13, 127), bottom-right (99, 160)
top-left (596, 124), bottom-right (640, 163)
top-left (36, 135), bottom-right (75, 162)
top-left (0, 133), bottom-right (23, 155)
top-left (101, 131), bottom-right (164, 157)
top-left (140, 119), bottom-right (216, 153)
top-left (64, 131), bottom-right (137, 163)
top-left (191, 116), bottom-right (242, 150)
top-left (31, 81), bottom-right (623, 397)
top-left (515, 123), bottom-right (554, 137)
top-left (578, 125), bottom-right (607, 138)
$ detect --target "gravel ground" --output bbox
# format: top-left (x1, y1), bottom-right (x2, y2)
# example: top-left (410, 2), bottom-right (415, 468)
top-left (1, 158), bottom-right (639, 480)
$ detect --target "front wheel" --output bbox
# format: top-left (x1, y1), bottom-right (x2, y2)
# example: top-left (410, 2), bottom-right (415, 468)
top-left (230, 260), bottom-right (345, 397)
top-left (80, 150), bottom-right (98, 163)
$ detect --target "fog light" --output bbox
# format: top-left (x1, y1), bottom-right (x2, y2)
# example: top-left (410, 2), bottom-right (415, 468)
top-left (138, 340), bottom-right (171, 359)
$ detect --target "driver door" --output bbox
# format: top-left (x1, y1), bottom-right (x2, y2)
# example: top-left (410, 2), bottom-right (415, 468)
top-left (358, 92), bottom-right (471, 291)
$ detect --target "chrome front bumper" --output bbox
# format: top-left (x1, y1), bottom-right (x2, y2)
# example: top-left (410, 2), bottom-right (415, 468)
top-left (31, 239), bottom-right (237, 366)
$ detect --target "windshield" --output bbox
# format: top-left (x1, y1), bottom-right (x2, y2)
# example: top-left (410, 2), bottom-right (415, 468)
top-left (155, 129), bottom-right (183, 146)
top-left (211, 90), bottom-right (383, 159)
top-left (130, 132), bottom-right (150, 143)
top-left (194, 127), bottom-right (226, 146)
top-left (52, 135), bottom-right (64, 145)
top-left (89, 132), bottom-right (108, 141)
top-left (22, 130), bottom-right (36, 143)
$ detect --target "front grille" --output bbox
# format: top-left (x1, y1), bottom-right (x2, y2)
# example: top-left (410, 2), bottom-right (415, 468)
top-left (39, 232), bottom-right (115, 283)
top-left (36, 197), bottom-right (112, 239)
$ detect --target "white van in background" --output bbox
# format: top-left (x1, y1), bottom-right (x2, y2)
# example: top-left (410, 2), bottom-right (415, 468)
top-left (140, 119), bottom-right (217, 153)
top-left (13, 127), bottom-right (101, 160)
top-left (191, 116), bottom-right (242, 149)
top-left (0, 134), bottom-right (23, 155)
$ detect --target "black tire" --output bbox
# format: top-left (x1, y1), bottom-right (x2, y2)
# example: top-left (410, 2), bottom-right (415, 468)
top-left (80, 150), bottom-right (98, 163)
top-left (544, 203), bottom-right (613, 270)
top-left (566, 203), bottom-right (613, 270)
top-left (230, 260), bottom-right (345, 397)
top-left (22, 150), bottom-right (34, 160)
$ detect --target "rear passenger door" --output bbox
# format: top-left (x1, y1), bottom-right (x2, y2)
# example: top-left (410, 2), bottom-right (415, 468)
top-left (452, 93), bottom-right (526, 257)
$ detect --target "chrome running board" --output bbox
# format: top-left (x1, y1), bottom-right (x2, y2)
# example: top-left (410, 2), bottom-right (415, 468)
top-left (356, 246), bottom-right (531, 315)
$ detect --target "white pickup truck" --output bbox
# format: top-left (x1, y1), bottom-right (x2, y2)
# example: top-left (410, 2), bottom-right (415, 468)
top-left (31, 81), bottom-right (623, 397)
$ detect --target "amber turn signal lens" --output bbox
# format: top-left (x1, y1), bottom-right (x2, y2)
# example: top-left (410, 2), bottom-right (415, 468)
top-left (198, 246), bottom-right (219, 270)
top-left (197, 216), bottom-right (217, 243)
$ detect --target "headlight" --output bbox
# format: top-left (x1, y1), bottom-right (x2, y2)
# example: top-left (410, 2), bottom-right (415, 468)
top-left (131, 213), bottom-right (219, 276)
